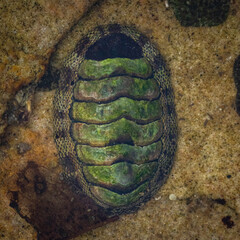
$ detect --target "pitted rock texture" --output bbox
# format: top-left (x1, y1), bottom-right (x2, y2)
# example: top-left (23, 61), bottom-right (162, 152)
top-left (0, 0), bottom-right (98, 136)
top-left (1, 0), bottom-right (240, 239)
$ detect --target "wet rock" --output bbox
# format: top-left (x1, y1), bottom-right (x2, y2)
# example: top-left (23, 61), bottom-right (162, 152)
top-left (0, 0), bottom-right (98, 137)
top-left (169, 0), bottom-right (230, 27)
top-left (7, 161), bottom-right (118, 240)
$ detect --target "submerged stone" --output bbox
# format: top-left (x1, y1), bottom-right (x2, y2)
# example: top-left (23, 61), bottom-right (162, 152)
top-left (169, 0), bottom-right (230, 27)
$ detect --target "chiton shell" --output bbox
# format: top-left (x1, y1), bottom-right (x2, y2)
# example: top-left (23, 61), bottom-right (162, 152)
top-left (53, 24), bottom-right (177, 215)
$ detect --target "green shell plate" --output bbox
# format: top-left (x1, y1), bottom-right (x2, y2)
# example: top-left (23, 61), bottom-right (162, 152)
top-left (53, 24), bottom-right (177, 215)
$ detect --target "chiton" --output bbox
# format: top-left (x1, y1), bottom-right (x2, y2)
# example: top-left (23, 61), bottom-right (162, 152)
top-left (53, 24), bottom-right (177, 215)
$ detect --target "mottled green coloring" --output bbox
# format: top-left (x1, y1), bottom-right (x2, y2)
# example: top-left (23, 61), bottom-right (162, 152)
top-left (76, 142), bottom-right (162, 165)
top-left (73, 76), bottom-right (159, 102)
top-left (71, 118), bottom-right (163, 147)
top-left (78, 58), bottom-right (152, 79)
top-left (91, 182), bottom-right (149, 207)
top-left (83, 162), bottom-right (158, 192)
top-left (71, 98), bottom-right (163, 124)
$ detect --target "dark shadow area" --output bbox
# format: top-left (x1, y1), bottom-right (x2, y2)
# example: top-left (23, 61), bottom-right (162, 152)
top-left (85, 33), bottom-right (143, 60)
top-left (169, 0), bottom-right (230, 27)
top-left (8, 161), bottom-right (118, 240)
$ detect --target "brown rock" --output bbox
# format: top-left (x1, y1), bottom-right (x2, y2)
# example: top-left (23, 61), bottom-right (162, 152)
top-left (1, 0), bottom-right (240, 239)
top-left (0, 0), bottom-right (98, 136)
top-left (7, 161), bottom-right (117, 240)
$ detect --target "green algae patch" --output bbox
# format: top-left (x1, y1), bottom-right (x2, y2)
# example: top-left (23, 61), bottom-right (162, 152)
top-left (71, 118), bottom-right (163, 147)
top-left (73, 76), bottom-right (159, 102)
top-left (91, 182), bottom-right (149, 207)
top-left (76, 141), bottom-right (162, 165)
top-left (71, 98), bottom-right (163, 124)
top-left (78, 58), bottom-right (152, 80)
top-left (83, 162), bottom-right (157, 192)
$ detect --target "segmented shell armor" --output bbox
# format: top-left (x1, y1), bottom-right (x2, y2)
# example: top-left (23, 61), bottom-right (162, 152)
top-left (53, 24), bottom-right (177, 215)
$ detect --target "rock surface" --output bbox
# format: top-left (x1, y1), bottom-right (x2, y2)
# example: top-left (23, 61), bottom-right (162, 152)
top-left (0, 0), bottom-right (98, 136)
top-left (1, 0), bottom-right (240, 239)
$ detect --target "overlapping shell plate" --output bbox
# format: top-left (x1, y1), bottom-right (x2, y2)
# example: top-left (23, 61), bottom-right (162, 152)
top-left (53, 24), bottom-right (177, 215)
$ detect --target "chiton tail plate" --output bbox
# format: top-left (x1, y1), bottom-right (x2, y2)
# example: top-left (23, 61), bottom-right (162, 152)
top-left (53, 24), bottom-right (178, 215)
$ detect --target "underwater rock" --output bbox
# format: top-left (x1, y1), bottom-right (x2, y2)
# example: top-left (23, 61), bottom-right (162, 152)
top-left (169, 0), bottom-right (230, 27)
